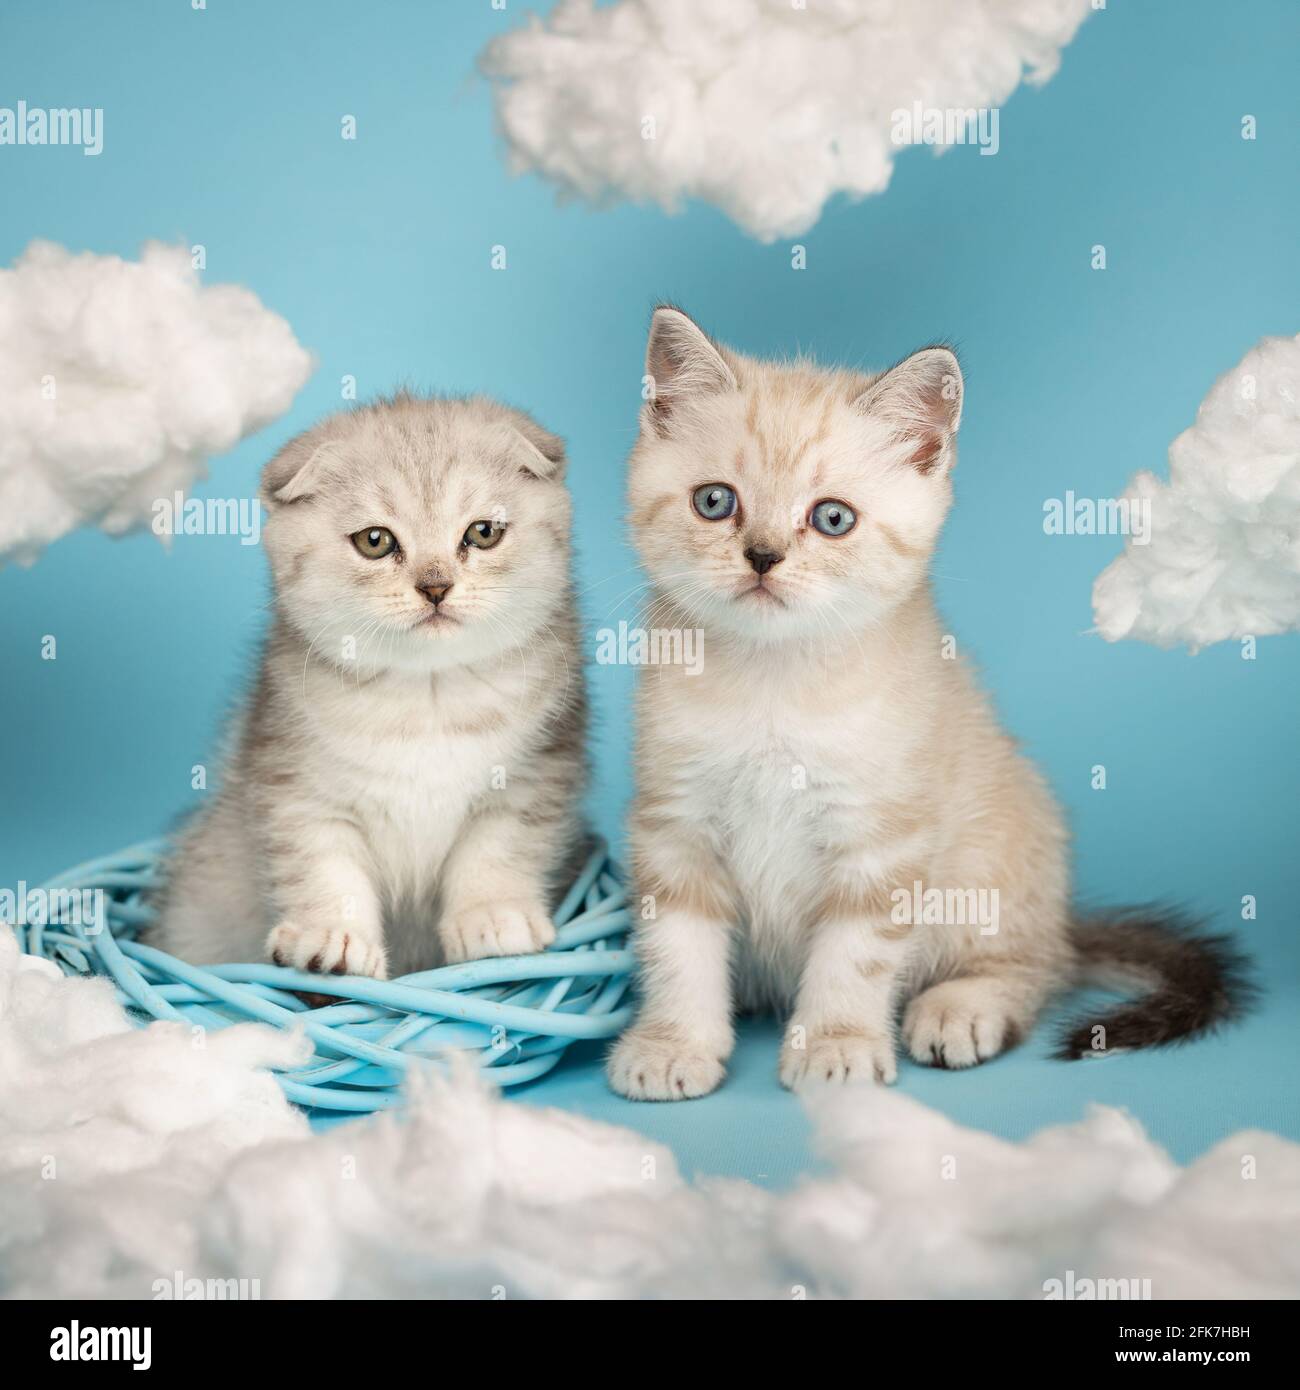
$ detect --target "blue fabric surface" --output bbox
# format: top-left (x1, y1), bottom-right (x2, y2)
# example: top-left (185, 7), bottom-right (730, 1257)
top-left (522, 990), bottom-right (1300, 1187)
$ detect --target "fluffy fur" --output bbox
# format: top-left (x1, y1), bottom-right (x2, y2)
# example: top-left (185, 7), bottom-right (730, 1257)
top-left (609, 307), bottom-right (1251, 1100)
top-left (153, 393), bottom-right (586, 979)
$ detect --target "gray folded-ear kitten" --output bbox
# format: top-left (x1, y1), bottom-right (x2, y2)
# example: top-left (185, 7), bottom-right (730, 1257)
top-left (153, 393), bottom-right (586, 980)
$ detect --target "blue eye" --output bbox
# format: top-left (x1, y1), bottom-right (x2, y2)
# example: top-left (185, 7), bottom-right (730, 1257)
top-left (692, 484), bottom-right (737, 521)
top-left (810, 499), bottom-right (856, 537)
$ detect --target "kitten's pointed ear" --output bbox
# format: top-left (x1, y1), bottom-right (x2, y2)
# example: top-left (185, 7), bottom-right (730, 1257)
top-left (852, 347), bottom-right (964, 475)
top-left (645, 306), bottom-right (737, 423)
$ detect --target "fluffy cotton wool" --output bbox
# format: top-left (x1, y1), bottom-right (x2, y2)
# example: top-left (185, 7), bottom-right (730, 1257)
top-left (1093, 334), bottom-right (1300, 650)
top-left (0, 240), bottom-right (314, 566)
top-left (480, 0), bottom-right (1093, 242)
top-left (2, 932), bottom-right (1298, 1299)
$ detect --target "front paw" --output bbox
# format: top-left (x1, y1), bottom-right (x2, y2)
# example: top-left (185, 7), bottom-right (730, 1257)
top-left (441, 901), bottom-right (555, 963)
top-left (779, 1028), bottom-right (897, 1089)
top-left (606, 1029), bottom-right (727, 1101)
top-left (902, 980), bottom-right (1019, 1069)
top-left (267, 920), bottom-right (387, 980)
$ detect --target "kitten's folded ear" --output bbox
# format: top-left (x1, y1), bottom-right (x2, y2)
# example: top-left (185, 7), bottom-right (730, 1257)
top-left (505, 417), bottom-right (566, 481)
top-left (645, 306), bottom-right (737, 426)
top-left (261, 437), bottom-right (332, 505)
top-left (853, 347), bottom-right (963, 475)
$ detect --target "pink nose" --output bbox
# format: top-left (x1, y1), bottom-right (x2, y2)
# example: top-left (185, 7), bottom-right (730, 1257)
top-left (418, 582), bottom-right (453, 606)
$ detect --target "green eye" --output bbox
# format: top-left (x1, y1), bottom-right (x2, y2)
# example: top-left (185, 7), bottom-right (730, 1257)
top-left (810, 499), bottom-right (856, 537)
top-left (463, 519), bottom-right (506, 550)
top-left (693, 484), bottom-right (737, 521)
top-left (352, 526), bottom-right (398, 559)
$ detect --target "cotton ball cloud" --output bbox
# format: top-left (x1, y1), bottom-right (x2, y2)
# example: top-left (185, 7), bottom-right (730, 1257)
top-left (0, 931), bottom-right (308, 1300)
top-left (480, 0), bottom-right (1093, 243)
top-left (5, 932), bottom-right (1300, 1299)
top-left (0, 239), bottom-right (314, 566)
top-left (1092, 335), bottom-right (1300, 650)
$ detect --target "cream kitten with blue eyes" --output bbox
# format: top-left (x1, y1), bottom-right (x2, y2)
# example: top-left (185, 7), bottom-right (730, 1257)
top-left (608, 307), bottom-right (1250, 1099)
top-left (154, 393), bottom-right (586, 981)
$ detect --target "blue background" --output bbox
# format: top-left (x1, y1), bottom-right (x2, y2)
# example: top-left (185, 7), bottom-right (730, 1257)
top-left (2, 0), bottom-right (1297, 1182)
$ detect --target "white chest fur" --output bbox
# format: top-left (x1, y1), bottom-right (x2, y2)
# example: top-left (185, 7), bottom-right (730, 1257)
top-left (645, 659), bottom-right (926, 1011)
top-left (298, 661), bottom-right (529, 899)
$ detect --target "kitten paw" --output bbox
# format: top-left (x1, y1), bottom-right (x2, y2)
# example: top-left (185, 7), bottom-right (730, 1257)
top-left (441, 901), bottom-right (555, 963)
top-left (902, 979), bottom-right (1021, 1069)
top-left (779, 1030), bottom-right (897, 1088)
top-left (267, 921), bottom-right (387, 980)
top-left (606, 1031), bottom-right (727, 1101)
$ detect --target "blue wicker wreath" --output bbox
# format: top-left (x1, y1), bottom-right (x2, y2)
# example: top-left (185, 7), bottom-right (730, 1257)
top-left (14, 840), bottom-right (634, 1119)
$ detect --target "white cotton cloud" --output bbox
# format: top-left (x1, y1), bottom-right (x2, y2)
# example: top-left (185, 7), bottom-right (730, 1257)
top-left (1093, 335), bottom-right (1300, 650)
top-left (0, 240), bottom-right (314, 566)
top-left (479, 0), bottom-right (1093, 242)
top-left (3, 933), bottom-right (1298, 1299)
